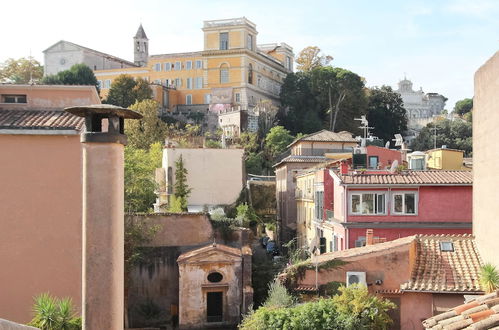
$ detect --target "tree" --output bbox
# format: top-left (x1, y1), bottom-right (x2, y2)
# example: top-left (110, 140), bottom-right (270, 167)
top-left (454, 98), bottom-right (473, 116)
top-left (0, 57), bottom-right (44, 84)
top-left (263, 278), bottom-right (295, 308)
top-left (367, 86), bottom-right (408, 144)
top-left (41, 64), bottom-right (99, 90)
top-left (311, 66), bottom-right (367, 132)
top-left (410, 119), bottom-right (472, 156)
top-left (480, 263), bottom-right (499, 293)
top-left (295, 46), bottom-right (333, 72)
top-left (106, 74), bottom-right (152, 108)
top-left (126, 99), bottom-right (168, 149)
top-left (124, 142), bottom-right (162, 213)
top-left (264, 126), bottom-right (294, 159)
top-left (172, 155), bottom-right (192, 212)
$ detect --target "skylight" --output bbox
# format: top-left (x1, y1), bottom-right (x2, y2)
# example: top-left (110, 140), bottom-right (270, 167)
top-left (440, 241), bottom-right (454, 252)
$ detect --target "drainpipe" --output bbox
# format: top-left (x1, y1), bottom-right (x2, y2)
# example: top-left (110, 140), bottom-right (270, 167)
top-left (65, 105), bottom-right (142, 330)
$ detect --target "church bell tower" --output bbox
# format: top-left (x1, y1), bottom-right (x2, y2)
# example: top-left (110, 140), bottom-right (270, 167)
top-left (134, 24), bottom-right (149, 67)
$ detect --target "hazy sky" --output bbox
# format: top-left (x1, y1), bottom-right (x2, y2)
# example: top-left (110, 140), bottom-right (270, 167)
top-left (3, 0), bottom-right (498, 109)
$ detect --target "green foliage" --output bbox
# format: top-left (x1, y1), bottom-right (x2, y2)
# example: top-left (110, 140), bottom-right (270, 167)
top-left (283, 259), bottom-right (347, 289)
top-left (172, 155), bottom-right (191, 212)
top-left (42, 64), bottom-right (99, 91)
top-left (241, 285), bottom-right (395, 330)
top-left (106, 74), bottom-right (152, 108)
top-left (410, 119), bottom-right (472, 156)
top-left (252, 248), bottom-right (287, 308)
top-left (332, 284), bottom-right (396, 330)
top-left (279, 66), bottom-right (367, 135)
top-left (236, 203), bottom-right (260, 227)
top-left (367, 86), bottom-right (408, 144)
top-left (265, 126), bottom-right (294, 158)
top-left (167, 195), bottom-right (183, 213)
top-left (0, 57), bottom-right (44, 83)
top-left (454, 98), bottom-right (473, 116)
top-left (28, 293), bottom-right (81, 330)
top-left (124, 143), bottom-right (162, 213)
top-left (480, 263), bottom-right (499, 293)
top-left (137, 299), bottom-right (162, 319)
top-left (283, 238), bottom-right (310, 265)
top-left (263, 279), bottom-right (295, 308)
top-left (204, 139), bottom-right (222, 148)
top-left (245, 152), bottom-right (265, 175)
top-left (126, 99), bottom-right (168, 149)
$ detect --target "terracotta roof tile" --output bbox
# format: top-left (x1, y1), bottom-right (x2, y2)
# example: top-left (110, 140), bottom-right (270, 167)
top-left (0, 110), bottom-right (84, 130)
top-left (401, 235), bottom-right (483, 294)
top-left (423, 291), bottom-right (499, 329)
top-left (339, 170), bottom-right (472, 185)
top-left (288, 129), bottom-right (357, 147)
top-left (274, 155), bottom-right (329, 167)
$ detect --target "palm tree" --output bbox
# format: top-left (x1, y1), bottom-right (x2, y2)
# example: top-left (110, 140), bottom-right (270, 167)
top-left (480, 263), bottom-right (499, 294)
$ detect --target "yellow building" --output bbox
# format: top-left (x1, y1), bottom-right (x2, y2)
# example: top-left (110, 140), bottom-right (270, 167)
top-left (295, 171), bottom-right (316, 248)
top-left (94, 17), bottom-right (293, 112)
top-left (426, 148), bottom-right (468, 170)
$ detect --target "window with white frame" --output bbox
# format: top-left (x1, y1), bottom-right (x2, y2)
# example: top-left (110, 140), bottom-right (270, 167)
top-left (97, 80), bottom-right (102, 89)
top-left (350, 192), bottom-right (386, 215)
top-left (104, 79), bottom-right (111, 89)
top-left (235, 93), bottom-right (240, 103)
top-left (164, 62), bottom-right (171, 71)
top-left (195, 60), bottom-right (202, 69)
top-left (204, 94), bottom-right (211, 104)
top-left (247, 34), bottom-right (253, 51)
top-left (220, 32), bottom-right (228, 50)
top-left (392, 192), bottom-right (417, 215)
top-left (174, 61), bottom-right (181, 70)
top-left (186, 94), bottom-right (192, 105)
top-left (185, 61), bottom-right (192, 70)
top-left (186, 77), bottom-right (193, 89)
top-left (174, 78), bottom-right (182, 88)
top-left (154, 63), bottom-right (161, 71)
top-left (194, 77), bottom-right (203, 89)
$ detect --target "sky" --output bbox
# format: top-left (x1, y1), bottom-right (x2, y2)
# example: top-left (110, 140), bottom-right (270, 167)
top-left (2, 0), bottom-right (498, 109)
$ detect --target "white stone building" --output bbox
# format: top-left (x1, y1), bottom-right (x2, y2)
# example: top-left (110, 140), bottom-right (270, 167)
top-left (395, 78), bottom-right (447, 133)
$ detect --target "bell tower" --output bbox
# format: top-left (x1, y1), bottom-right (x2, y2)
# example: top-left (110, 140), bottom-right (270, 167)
top-left (134, 24), bottom-right (149, 67)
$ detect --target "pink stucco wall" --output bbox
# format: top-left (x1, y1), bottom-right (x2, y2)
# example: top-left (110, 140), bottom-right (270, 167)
top-left (366, 145), bottom-right (402, 169)
top-left (0, 134), bottom-right (82, 323)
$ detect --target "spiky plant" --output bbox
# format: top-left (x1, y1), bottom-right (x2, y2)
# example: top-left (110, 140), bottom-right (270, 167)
top-left (480, 263), bottom-right (499, 294)
top-left (28, 293), bottom-right (58, 330)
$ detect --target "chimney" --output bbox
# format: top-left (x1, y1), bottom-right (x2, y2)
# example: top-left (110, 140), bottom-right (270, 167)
top-left (340, 160), bottom-right (349, 175)
top-left (366, 229), bottom-right (374, 246)
top-left (65, 105), bottom-right (142, 330)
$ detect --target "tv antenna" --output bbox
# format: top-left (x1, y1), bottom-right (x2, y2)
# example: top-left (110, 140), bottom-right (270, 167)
top-left (392, 134), bottom-right (403, 148)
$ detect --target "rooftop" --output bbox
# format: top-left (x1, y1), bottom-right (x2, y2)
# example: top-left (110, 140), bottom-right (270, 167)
top-left (338, 170), bottom-right (472, 186)
top-left (422, 291), bottom-right (499, 329)
top-left (273, 155), bottom-right (329, 168)
top-left (0, 110), bottom-right (83, 131)
top-left (402, 234), bottom-right (483, 294)
top-left (288, 130), bottom-right (358, 148)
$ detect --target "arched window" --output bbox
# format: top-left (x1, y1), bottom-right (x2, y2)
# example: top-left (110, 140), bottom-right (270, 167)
top-left (220, 64), bottom-right (229, 84)
top-left (248, 64), bottom-right (253, 84)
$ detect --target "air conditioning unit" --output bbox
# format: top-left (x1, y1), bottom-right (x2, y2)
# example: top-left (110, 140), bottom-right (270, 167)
top-left (346, 271), bottom-right (367, 287)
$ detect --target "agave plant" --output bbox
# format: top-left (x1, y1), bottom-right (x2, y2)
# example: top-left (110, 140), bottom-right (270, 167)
top-left (28, 293), bottom-right (81, 330)
top-left (480, 263), bottom-right (499, 294)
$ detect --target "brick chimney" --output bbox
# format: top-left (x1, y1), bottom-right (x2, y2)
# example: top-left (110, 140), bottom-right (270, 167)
top-left (366, 229), bottom-right (374, 246)
top-left (65, 105), bottom-right (142, 330)
top-left (340, 160), bottom-right (349, 175)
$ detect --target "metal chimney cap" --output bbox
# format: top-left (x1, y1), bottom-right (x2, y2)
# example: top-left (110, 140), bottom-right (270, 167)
top-left (64, 104), bottom-right (142, 119)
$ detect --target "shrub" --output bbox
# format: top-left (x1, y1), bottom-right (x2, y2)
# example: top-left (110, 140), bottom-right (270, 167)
top-left (263, 279), bottom-right (295, 308)
top-left (28, 293), bottom-right (81, 330)
top-left (480, 263), bottom-right (499, 293)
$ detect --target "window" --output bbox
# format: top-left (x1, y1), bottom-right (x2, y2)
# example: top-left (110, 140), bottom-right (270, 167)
top-left (235, 93), bottom-right (240, 103)
top-left (220, 64), bottom-right (229, 83)
top-left (247, 34), bottom-right (253, 50)
top-left (248, 64), bottom-right (253, 84)
top-left (186, 77), bottom-right (193, 89)
top-left (2, 94), bottom-right (27, 103)
top-left (440, 241), bottom-right (454, 252)
top-left (164, 62), bottom-right (171, 71)
top-left (204, 94), bottom-right (211, 104)
top-left (195, 60), bottom-right (203, 69)
top-left (219, 32), bottom-right (228, 50)
top-left (174, 61), bottom-right (181, 70)
top-left (97, 80), bottom-right (102, 89)
top-left (315, 191), bottom-right (324, 220)
top-left (392, 192), bottom-right (417, 215)
top-left (153, 79), bottom-right (161, 84)
top-left (207, 272), bottom-right (223, 283)
top-left (350, 192), bottom-right (386, 215)
top-left (154, 63), bottom-right (161, 71)
top-left (174, 78), bottom-right (182, 88)
top-left (286, 56), bottom-right (292, 70)
top-left (355, 236), bottom-right (366, 247)
top-left (185, 61), bottom-right (192, 70)
top-left (104, 80), bottom-right (111, 89)
top-left (195, 77), bottom-right (203, 89)
top-left (368, 156), bottom-right (379, 169)
top-left (186, 94), bottom-right (192, 105)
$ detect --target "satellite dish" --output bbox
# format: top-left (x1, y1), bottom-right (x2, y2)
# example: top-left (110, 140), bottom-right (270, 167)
top-left (361, 139), bottom-right (366, 147)
top-left (389, 160), bottom-right (399, 173)
top-left (385, 141), bottom-right (390, 149)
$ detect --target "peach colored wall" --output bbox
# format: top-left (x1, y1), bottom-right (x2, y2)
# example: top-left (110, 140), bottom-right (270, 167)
top-left (400, 292), bottom-right (433, 329)
top-left (0, 85), bottom-right (100, 110)
top-left (0, 134), bottom-right (82, 323)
